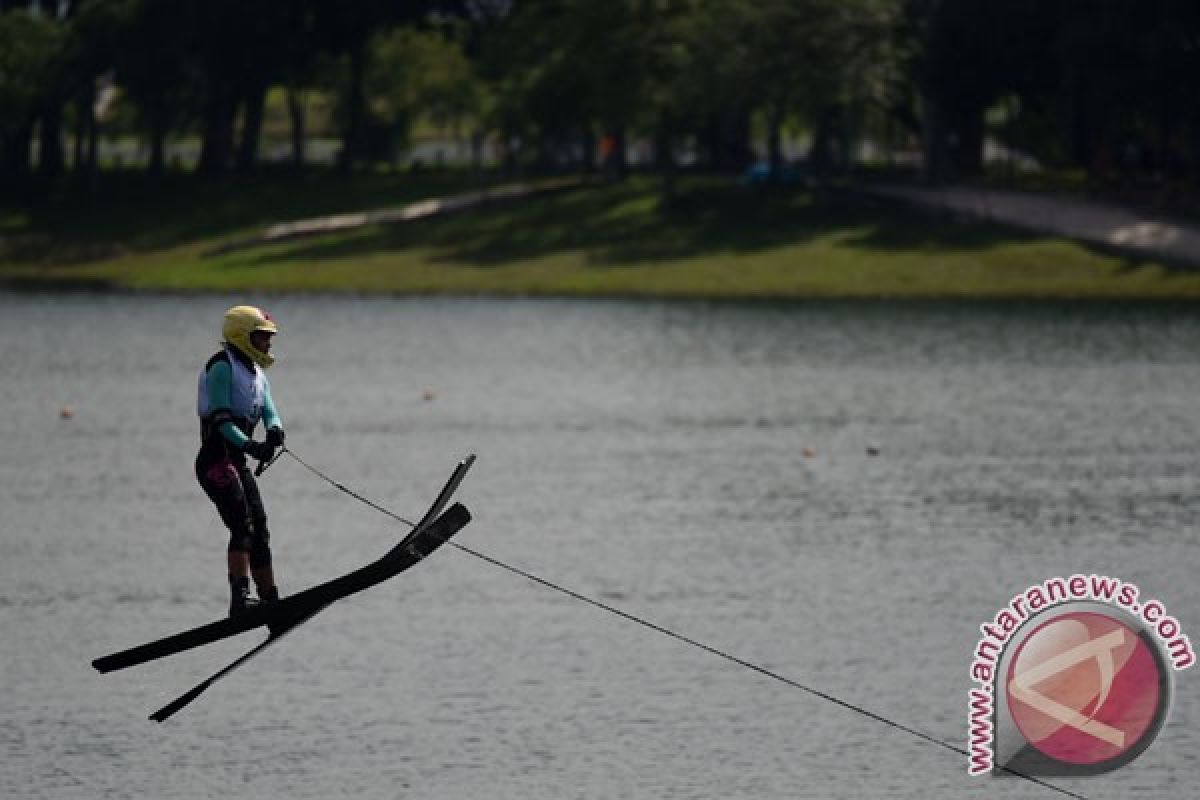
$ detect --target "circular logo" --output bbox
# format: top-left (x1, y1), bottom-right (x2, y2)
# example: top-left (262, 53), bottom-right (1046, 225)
top-left (1005, 610), bottom-right (1169, 768)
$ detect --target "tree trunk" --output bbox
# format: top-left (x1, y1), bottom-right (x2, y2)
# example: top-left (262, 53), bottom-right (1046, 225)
top-left (197, 82), bottom-right (236, 176)
top-left (148, 133), bottom-right (166, 176)
top-left (728, 109), bottom-right (752, 171)
top-left (951, 107), bottom-right (984, 177)
top-left (287, 84), bottom-right (307, 169)
top-left (72, 114), bottom-right (84, 172)
top-left (704, 111), bottom-right (752, 172)
top-left (767, 107), bottom-right (784, 177)
top-left (612, 127), bottom-right (628, 178)
top-left (809, 110), bottom-right (835, 179)
top-left (71, 88), bottom-right (90, 172)
top-left (1069, 80), bottom-right (1095, 177)
top-left (920, 94), bottom-right (948, 185)
top-left (1, 121), bottom-right (35, 184)
top-left (339, 44), bottom-right (367, 173)
top-left (580, 127), bottom-right (596, 173)
top-left (85, 105), bottom-right (99, 186)
top-left (471, 128), bottom-right (484, 172)
top-left (37, 103), bottom-right (65, 177)
top-left (703, 113), bottom-right (721, 170)
top-left (147, 113), bottom-right (168, 176)
top-left (655, 120), bottom-right (675, 205)
top-left (236, 82), bottom-right (267, 174)
top-left (67, 83), bottom-right (99, 182)
top-left (502, 125), bottom-right (520, 176)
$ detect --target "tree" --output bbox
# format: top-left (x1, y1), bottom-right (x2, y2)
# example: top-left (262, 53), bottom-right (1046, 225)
top-left (280, 0), bottom-right (322, 168)
top-left (63, 0), bottom-right (188, 176)
top-left (907, 0), bottom-right (1007, 180)
top-left (0, 9), bottom-right (61, 182)
top-left (186, 0), bottom-right (292, 175)
top-left (366, 26), bottom-right (481, 164)
top-left (1049, 0), bottom-right (1200, 185)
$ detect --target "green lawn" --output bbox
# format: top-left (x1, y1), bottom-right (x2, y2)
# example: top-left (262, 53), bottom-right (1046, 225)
top-left (2, 171), bottom-right (1197, 299)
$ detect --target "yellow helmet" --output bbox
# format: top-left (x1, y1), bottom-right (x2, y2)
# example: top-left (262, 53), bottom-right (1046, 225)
top-left (222, 305), bottom-right (278, 368)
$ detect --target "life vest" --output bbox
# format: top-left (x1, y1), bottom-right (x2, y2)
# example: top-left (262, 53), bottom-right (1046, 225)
top-left (197, 346), bottom-right (267, 440)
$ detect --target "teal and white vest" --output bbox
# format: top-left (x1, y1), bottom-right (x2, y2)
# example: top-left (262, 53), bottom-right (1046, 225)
top-left (197, 346), bottom-right (267, 434)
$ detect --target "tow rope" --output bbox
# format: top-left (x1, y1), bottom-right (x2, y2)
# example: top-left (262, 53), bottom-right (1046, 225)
top-left (269, 447), bottom-right (1086, 800)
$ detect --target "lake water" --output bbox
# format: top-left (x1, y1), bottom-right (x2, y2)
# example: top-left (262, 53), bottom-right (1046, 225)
top-left (2, 291), bottom-right (1198, 799)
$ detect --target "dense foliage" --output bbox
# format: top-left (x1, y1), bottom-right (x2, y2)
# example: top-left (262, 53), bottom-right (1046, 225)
top-left (2, 0), bottom-right (1199, 190)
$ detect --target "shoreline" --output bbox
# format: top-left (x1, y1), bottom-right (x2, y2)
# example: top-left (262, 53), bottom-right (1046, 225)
top-left (7, 278), bottom-right (1200, 305)
top-left (7, 176), bottom-right (1200, 301)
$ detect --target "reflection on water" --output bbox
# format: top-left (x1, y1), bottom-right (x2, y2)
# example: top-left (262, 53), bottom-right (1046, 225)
top-left (2, 292), bottom-right (1198, 799)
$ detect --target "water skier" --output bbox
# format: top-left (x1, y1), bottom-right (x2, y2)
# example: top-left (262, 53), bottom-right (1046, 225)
top-left (195, 305), bottom-right (286, 617)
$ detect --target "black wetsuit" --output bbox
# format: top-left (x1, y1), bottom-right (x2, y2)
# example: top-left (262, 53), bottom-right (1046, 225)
top-left (195, 348), bottom-right (279, 568)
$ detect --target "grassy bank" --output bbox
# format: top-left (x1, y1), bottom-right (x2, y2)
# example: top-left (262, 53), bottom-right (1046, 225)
top-left (3, 171), bottom-right (1198, 298)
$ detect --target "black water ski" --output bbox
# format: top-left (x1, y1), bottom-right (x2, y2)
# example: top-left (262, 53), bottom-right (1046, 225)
top-left (148, 611), bottom-right (313, 722)
top-left (146, 503), bottom-right (470, 721)
top-left (93, 454), bottom-right (475, 675)
top-left (395, 453), bottom-right (475, 552)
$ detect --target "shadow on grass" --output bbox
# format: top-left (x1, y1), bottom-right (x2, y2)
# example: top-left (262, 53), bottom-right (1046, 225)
top-left (6, 170), bottom-right (1156, 277)
top-left (0, 167), bottom-right (502, 266)
top-left (246, 178), bottom-right (1037, 270)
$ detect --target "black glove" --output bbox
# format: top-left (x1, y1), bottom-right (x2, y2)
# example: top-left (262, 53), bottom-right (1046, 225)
top-left (265, 427), bottom-right (285, 448)
top-left (244, 440), bottom-right (276, 462)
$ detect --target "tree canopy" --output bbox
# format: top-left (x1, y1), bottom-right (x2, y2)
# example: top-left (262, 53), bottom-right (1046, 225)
top-left (2, 0), bottom-right (1200, 191)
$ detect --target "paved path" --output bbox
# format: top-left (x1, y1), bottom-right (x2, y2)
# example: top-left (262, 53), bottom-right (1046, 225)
top-left (865, 184), bottom-right (1200, 267)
